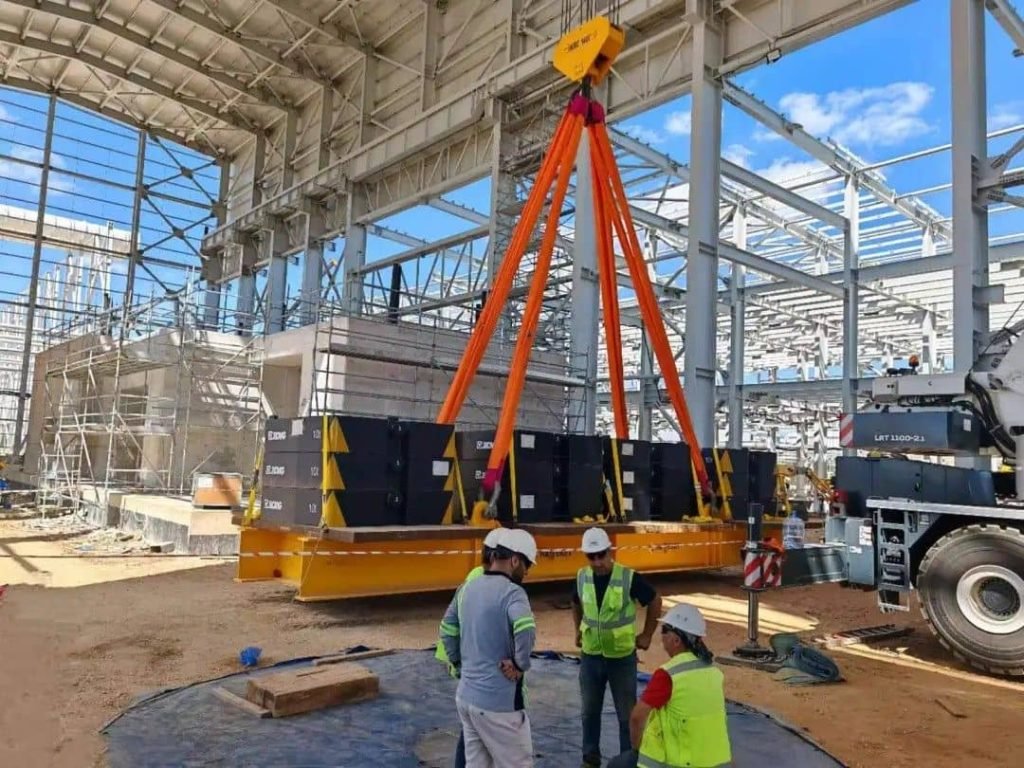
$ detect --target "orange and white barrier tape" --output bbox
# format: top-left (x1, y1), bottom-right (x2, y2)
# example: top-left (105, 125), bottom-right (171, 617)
top-left (742, 548), bottom-right (782, 589)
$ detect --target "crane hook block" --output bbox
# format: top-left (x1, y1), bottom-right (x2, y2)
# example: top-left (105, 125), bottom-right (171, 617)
top-left (553, 16), bottom-right (625, 85)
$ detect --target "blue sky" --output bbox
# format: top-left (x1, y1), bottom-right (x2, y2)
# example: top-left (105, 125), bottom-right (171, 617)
top-left (1, 0), bottom-right (1022, 330)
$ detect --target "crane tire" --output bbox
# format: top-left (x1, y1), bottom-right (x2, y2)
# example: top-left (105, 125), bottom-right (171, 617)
top-left (917, 523), bottom-right (1024, 677)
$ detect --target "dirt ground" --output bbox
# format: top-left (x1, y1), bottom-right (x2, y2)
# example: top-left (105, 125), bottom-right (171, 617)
top-left (1, 517), bottom-right (1022, 768)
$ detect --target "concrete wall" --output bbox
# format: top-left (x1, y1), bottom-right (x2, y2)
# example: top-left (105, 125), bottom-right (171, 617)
top-left (263, 316), bottom-right (567, 432)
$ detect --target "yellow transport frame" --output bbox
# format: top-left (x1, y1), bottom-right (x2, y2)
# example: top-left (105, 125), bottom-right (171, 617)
top-left (236, 521), bottom-right (772, 601)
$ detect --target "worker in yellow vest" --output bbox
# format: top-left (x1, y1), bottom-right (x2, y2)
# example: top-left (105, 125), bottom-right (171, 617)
top-left (606, 603), bottom-right (732, 768)
top-left (437, 526), bottom-right (508, 768)
top-left (573, 527), bottom-right (662, 767)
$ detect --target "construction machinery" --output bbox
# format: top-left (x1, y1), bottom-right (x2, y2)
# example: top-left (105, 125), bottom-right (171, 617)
top-left (774, 464), bottom-right (834, 517)
top-left (779, 320), bottom-right (1024, 676)
top-left (234, 14), bottom-right (772, 601)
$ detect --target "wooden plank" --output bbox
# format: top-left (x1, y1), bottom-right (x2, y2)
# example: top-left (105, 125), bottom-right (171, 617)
top-left (212, 686), bottom-right (271, 718)
top-left (246, 663), bottom-right (379, 717)
top-left (312, 648), bottom-right (395, 666)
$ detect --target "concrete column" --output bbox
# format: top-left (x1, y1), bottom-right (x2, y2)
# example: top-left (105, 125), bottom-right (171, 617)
top-left (342, 188), bottom-right (367, 314)
top-left (236, 261), bottom-right (257, 335)
top-left (202, 287), bottom-right (222, 330)
top-left (951, 0), bottom-right (990, 373)
top-left (300, 205), bottom-right (327, 326)
top-left (684, 4), bottom-right (722, 447)
top-left (568, 132), bottom-right (599, 435)
top-left (265, 217), bottom-right (289, 333)
top-left (842, 177), bottom-right (860, 430)
top-left (12, 93), bottom-right (57, 452)
top-left (728, 207), bottom-right (746, 448)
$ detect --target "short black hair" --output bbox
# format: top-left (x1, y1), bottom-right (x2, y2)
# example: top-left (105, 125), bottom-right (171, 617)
top-left (482, 545), bottom-right (496, 565)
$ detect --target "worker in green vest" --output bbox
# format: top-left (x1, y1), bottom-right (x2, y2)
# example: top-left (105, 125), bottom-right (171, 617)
top-left (573, 527), bottom-right (662, 767)
top-left (606, 603), bottom-right (732, 768)
top-left (436, 526), bottom-right (508, 768)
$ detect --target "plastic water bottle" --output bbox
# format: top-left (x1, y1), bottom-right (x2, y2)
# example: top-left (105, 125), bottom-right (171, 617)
top-left (782, 510), bottom-right (805, 550)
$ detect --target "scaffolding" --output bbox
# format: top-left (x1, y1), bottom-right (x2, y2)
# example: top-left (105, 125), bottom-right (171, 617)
top-left (36, 288), bottom-right (264, 514)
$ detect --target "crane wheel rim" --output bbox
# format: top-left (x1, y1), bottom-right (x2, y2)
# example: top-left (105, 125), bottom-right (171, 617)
top-left (955, 565), bottom-right (1024, 635)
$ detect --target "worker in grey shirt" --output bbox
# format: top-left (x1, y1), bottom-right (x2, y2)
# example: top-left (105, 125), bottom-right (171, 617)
top-left (441, 528), bottom-right (538, 768)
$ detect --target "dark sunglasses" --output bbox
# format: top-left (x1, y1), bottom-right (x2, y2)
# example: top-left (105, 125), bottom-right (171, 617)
top-left (586, 550), bottom-right (610, 561)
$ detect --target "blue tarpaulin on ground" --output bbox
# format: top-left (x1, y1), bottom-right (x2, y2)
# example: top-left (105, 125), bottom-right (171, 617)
top-left (102, 648), bottom-right (845, 767)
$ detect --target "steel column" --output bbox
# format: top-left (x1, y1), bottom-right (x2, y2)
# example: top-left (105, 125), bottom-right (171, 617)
top-left (728, 207), bottom-right (746, 448)
top-left (12, 93), bottom-right (57, 452)
top-left (842, 177), bottom-right (860, 430)
top-left (282, 110), bottom-right (297, 189)
top-left (951, 0), bottom-right (990, 373)
top-left (684, 5), bottom-right (722, 447)
top-left (568, 132), bottom-right (599, 435)
top-left (638, 330), bottom-right (654, 441)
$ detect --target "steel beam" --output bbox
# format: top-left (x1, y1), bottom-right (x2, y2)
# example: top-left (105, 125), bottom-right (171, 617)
top-left (684, 2), bottom-right (722, 447)
top-left (12, 93), bottom-right (56, 452)
top-left (3, 0), bottom-right (287, 110)
top-left (259, 0), bottom-right (373, 55)
top-left (986, 0), bottom-right (1024, 55)
top-left (0, 31), bottom-right (254, 131)
top-left (722, 81), bottom-right (951, 242)
top-left (146, 0), bottom-right (326, 83)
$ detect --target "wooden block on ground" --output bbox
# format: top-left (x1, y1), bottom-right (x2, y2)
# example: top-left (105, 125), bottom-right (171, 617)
top-left (246, 663), bottom-right (379, 717)
top-left (212, 686), bottom-right (271, 718)
top-left (312, 648), bottom-right (394, 666)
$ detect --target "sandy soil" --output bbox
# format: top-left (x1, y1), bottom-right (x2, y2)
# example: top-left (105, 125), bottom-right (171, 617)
top-left (1, 517), bottom-right (1022, 768)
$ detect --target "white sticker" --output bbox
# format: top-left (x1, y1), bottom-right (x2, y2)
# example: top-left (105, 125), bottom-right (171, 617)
top-left (266, 430), bottom-right (286, 442)
top-left (291, 419), bottom-right (304, 437)
top-left (623, 470), bottom-right (635, 485)
top-left (623, 497), bottom-right (633, 511)
top-left (963, 418), bottom-right (972, 432)
top-left (622, 443), bottom-right (634, 457)
top-left (196, 476), bottom-right (213, 489)
top-left (432, 460), bottom-right (450, 477)
top-left (521, 495), bottom-right (535, 509)
top-left (521, 434), bottom-right (535, 449)
top-left (859, 525), bottom-right (872, 546)
top-left (849, 545), bottom-right (863, 555)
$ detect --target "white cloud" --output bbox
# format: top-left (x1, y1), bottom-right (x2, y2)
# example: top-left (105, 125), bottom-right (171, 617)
top-left (723, 143), bottom-right (755, 169)
top-left (778, 82), bottom-right (934, 147)
top-left (620, 123), bottom-right (665, 145)
top-left (755, 157), bottom-right (831, 186)
top-left (664, 110), bottom-right (691, 136)
top-left (752, 127), bottom-right (782, 143)
top-left (990, 101), bottom-right (1024, 130)
top-left (0, 145), bottom-right (72, 194)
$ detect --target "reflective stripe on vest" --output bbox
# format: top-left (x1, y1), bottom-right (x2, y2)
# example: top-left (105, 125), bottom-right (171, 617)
top-left (435, 565), bottom-right (486, 673)
top-left (577, 562), bottom-right (637, 658)
top-left (638, 652), bottom-right (732, 768)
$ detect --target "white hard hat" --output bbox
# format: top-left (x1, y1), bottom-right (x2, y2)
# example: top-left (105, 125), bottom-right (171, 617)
top-left (483, 527), bottom-right (507, 549)
top-left (659, 603), bottom-right (707, 637)
top-left (580, 527), bottom-right (612, 554)
top-left (504, 528), bottom-right (538, 566)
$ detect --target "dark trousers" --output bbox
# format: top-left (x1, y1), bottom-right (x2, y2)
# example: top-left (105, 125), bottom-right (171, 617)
top-left (580, 651), bottom-right (638, 765)
top-left (453, 729), bottom-right (465, 768)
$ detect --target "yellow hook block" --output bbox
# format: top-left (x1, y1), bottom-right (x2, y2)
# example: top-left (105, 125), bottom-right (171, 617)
top-left (553, 16), bottom-right (625, 85)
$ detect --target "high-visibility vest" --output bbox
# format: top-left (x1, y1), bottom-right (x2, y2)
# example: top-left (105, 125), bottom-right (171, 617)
top-left (637, 652), bottom-right (732, 768)
top-left (577, 562), bottom-right (637, 658)
top-left (435, 565), bottom-right (485, 674)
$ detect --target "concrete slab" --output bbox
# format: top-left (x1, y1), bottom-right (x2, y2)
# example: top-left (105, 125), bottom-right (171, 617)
top-left (108, 493), bottom-right (239, 555)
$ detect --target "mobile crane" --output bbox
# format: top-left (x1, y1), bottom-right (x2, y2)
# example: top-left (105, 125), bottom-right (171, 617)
top-left (786, 319), bottom-right (1024, 676)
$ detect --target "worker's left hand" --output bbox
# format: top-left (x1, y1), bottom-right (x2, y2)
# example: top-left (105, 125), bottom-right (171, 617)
top-left (635, 631), bottom-right (653, 651)
top-left (498, 659), bottom-right (522, 681)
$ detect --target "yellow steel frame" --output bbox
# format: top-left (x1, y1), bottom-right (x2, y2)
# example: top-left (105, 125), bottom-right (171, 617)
top-left (236, 521), bottom-right (773, 601)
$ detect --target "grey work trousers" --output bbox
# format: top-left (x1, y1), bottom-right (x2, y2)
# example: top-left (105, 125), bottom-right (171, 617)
top-left (456, 697), bottom-right (534, 768)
